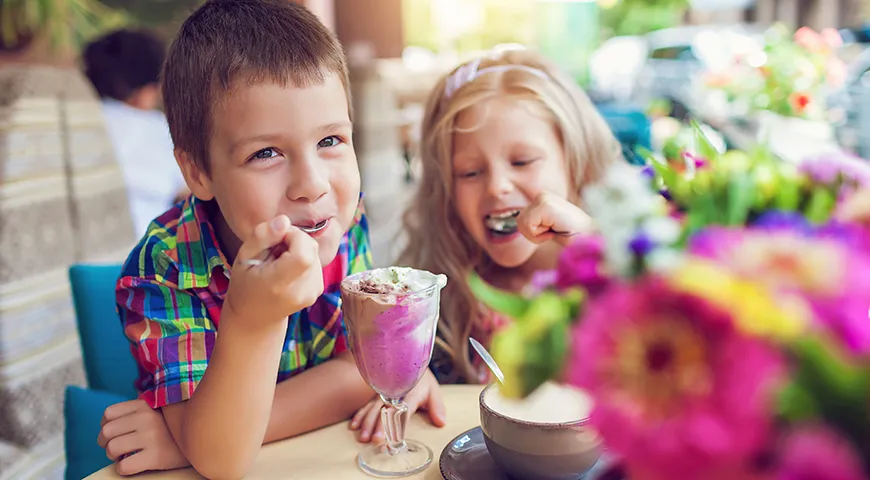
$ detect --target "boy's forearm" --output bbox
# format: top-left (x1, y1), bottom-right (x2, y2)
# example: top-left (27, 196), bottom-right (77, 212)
top-left (162, 311), bottom-right (287, 480)
top-left (263, 351), bottom-right (374, 443)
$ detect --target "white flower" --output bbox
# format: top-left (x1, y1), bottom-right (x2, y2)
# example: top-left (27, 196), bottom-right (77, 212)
top-left (640, 216), bottom-right (682, 246)
top-left (645, 247), bottom-right (685, 273)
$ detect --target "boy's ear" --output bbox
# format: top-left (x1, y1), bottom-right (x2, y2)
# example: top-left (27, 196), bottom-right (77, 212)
top-left (175, 149), bottom-right (215, 201)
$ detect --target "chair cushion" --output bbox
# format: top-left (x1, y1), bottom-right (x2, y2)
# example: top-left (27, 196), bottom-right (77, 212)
top-left (64, 385), bottom-right (130, 480)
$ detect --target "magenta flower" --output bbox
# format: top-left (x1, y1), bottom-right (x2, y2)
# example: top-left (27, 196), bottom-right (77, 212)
top-left (776, 425), bottom-right (867, 480)
top-left (688, 224), bottom-right (870, 354)
top-left (567, 279), bottom-right (785, 480)
top-left (556, 235), bottom-right (610, 295)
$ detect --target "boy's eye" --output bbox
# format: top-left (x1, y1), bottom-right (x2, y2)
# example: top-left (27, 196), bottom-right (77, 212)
top-left (252, 148), bottom-right (278, 160)
top-left (318, 136), bottom-right (342, 148)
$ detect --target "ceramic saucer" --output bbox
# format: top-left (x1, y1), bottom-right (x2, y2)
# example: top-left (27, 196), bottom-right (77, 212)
top-left (439, 427), bottom-right (620, 480)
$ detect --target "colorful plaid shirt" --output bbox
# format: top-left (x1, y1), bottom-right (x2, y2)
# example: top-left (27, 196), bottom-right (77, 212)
top-left (116, 195), bottom-right (373, 408)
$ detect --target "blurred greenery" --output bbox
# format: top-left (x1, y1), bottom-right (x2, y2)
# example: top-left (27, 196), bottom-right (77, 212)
top-left (0, 0), bottom-right (128, 51)
top-left (599, 0), bottom-right (689, 37)
top-left (403, 0), bottom-right (535, 53)
top-left (403, 0), bottom-right (691, 55)
top-left (0, 0), bottom-right (201, 53)
top-left (100, 0), bottom-right (202, 39)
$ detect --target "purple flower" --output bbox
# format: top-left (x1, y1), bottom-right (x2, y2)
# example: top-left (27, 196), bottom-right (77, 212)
top-left (800, 153), bottom-right (870, 188)
top-left (641, 165), bottom-right (655, 180)
top-left (629, 233), bottom-right (654, 255)
top-left (751, 211), bottom-right (813, 233)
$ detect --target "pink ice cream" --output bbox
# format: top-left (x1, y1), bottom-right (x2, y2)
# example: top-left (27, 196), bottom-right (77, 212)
top-left (340, 267), bottom-right (445, 399)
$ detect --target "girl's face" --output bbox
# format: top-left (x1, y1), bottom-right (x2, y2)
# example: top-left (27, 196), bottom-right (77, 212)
top-left (451, 97), bottom-right (571, 269)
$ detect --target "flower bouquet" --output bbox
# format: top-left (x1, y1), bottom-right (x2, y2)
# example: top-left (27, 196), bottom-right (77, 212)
top-left (470, 124), bottom-right (870, 480)
top-left (704, 24), bottom-right (846, 121)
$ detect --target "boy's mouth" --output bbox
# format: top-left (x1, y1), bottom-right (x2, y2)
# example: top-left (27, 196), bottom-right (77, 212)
top-left (297, 219), bottom-right (329, 234)
top-left (484, 209), bottom-right (520, 236)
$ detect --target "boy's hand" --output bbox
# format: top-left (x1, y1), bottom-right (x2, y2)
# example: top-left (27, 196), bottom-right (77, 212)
top-left (97, 399), bottom-right (189, 476)
top-left (516, 192), bottom-right (593, 245)
top-left (225, 215), bottom-right (324, 325)
top-left (350, 370), bottom-right (445, 443)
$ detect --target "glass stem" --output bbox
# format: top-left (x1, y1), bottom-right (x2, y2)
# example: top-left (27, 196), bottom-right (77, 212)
top-left (380, 398), bottom-right (409, 455)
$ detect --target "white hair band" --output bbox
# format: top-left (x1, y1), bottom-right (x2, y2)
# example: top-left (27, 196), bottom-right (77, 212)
top-left (443, 59), bottom-right (549, 99)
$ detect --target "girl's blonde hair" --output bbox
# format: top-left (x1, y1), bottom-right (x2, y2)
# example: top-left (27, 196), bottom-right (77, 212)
top-left (399, 48), bottom-right (622, 383)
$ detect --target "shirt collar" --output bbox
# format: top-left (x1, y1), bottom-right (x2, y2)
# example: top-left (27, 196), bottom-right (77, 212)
top-left (175, 196), bottom-right (230, 290)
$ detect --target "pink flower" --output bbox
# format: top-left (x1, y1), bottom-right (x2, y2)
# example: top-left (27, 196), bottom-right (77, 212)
top-left (827, 57), bottom-right (848, 88)
top-left (688, 225), bottom-right (870, 354)
top-left (776, 425), bottom-right (866, 480)
top-left (556, 235), bottom-right (610, 295)
top-left (568, 279), bottom-right (785, 480)
top-left (821, 28), bottom-right (844, 49)
top-left (795, 27), bottom-right (826, 53)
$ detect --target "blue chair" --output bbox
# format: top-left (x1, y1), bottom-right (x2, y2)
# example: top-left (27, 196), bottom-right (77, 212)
top-left (64, 385), bottom-right (128, 480)
top-left (596, 102), bottom-right (652, 166)
top-left (68, 263), bottom-right (138, 399)
top-left (66, 263), bottom-right (139, 479)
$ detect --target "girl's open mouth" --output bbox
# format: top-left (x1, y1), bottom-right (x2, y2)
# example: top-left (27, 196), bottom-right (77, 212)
top-left (484, 210), bottom-right (520, 236)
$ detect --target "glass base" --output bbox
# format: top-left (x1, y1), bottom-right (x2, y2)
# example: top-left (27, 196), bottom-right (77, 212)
top-left (357, 438), bottom-right (433, 478)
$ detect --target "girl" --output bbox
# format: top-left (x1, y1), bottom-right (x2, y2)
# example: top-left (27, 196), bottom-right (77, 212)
top-left (401, 47), bottom-right (622, 384)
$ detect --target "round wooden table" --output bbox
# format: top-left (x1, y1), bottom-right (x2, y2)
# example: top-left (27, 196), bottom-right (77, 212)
top-left (87, 385), bottom-right (484, 480)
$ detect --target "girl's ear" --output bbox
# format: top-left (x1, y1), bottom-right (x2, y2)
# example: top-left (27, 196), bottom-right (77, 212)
top-left (175, 149), bottom-right (215, 201)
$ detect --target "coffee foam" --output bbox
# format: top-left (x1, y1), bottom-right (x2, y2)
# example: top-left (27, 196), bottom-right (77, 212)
top-left (483, 381), bottom-right (592, 424)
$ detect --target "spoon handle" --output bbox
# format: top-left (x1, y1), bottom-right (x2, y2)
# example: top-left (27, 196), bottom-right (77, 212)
top-left (469, 337), bottom-right (506, 385)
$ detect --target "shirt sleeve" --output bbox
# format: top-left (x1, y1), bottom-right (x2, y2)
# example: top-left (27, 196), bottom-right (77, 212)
top-left (116, 275), bottom-right (216, 409)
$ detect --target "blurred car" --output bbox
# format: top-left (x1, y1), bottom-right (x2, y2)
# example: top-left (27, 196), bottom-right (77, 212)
top-left (588, 35), bottom-right (647, 102)
top-left (829, 46), bottom-right (870, 157)
top-left (630, 24), bottom-right (764, 119)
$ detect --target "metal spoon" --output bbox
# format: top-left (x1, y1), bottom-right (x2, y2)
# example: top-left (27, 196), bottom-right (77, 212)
top-left (242, 221), bottom-right (327, 267)
top-left (469, 337), bottom-right (505, 384)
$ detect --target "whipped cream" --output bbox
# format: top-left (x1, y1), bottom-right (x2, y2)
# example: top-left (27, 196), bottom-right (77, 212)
top-left (342, 267), bottom-right (444, 298)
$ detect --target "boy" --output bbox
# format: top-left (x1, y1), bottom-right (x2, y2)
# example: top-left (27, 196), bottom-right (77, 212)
top-left (83, 29), bottom-right (189, 237)
top-left (95, 1), bottom-right (443, 478)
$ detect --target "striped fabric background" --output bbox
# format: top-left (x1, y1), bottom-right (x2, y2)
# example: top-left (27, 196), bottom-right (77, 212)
top-left (0, 65), bottom-right (137, 480)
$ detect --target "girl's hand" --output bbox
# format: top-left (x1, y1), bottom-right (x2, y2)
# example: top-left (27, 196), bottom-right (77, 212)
top-left (97, 399), bottom-right (189, 476)
top-left (516, 192), bottom-right (593, 245)
top-left (349, 370), bottom-right (446, 443)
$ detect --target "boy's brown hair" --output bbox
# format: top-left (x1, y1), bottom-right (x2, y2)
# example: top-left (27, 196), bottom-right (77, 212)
top-left (162, 0), bottom-right (351, 174)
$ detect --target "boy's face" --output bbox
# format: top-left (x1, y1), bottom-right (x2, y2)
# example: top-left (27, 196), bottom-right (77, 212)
top-left (180, 73), bottom-right (360, 267)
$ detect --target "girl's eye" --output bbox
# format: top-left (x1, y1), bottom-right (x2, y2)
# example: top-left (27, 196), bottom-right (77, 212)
top-left (252, 148), bottom-right (278, 160)
top-left (512, 159), bottom-right (536, 167)
top-left (457, 170), bottom-right (479, 179)
top-left (318, 136), bottom-right (342, 148)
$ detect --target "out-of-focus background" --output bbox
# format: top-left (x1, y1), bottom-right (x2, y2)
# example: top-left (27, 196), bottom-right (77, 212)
top-left (0, 1), bottom-right (868, 478)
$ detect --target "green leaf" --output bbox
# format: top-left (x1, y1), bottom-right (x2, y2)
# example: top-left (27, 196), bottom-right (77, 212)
top-left (773, 177), bottom-right (801, 211)
top-left (788, 337), bottom-right (870, 444)
top-left (776, 380), bottom-right (819, 421)
top-left (690, 120), bottom-right (719, 162)
top-left (467, 272), bottom-right (530, 319)
top-left (726, 173), bottom-right (755, 225)
top-left (490, 302), bottom-right (571, 399)
top-left (803, 188), bottom-right (837, 224)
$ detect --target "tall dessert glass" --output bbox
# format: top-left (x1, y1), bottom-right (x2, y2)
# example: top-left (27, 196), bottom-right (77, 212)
top-left (340, 267), bottom-right (447, 478)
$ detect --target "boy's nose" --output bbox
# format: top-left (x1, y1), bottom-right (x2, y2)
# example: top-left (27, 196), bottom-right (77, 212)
top-left (286, 157), bottom-right (329, 202)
